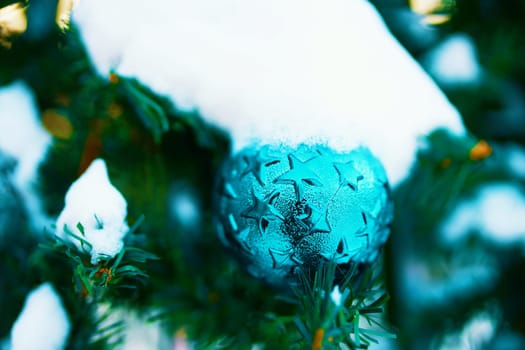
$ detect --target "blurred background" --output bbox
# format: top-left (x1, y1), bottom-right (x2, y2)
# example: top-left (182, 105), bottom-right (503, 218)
top-left (1, 0), bottom-right (525, 349)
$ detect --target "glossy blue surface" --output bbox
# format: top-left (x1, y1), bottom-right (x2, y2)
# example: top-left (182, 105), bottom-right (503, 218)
top-left (214, 144), bottom-right (393, 287)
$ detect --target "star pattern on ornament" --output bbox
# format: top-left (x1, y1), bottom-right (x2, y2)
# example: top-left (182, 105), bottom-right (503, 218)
top-left (268, 247), bottom-right (293, 269)
top-left (333, 160), bottom-right (364, 191)
top-left (241, 155), bottom-right (265, 185)
top-left (219, 218), bottom-right (254, 256)
top-left (235, 227), bottom-right (255, 255)
top-left (354, 225), bottom-right (370, 248)
top-left (268, 247), bottom-right (304, 270)
top-left (363, 199), bottom-right (393, 233)
top-left (218, 176), bottom-right (238, 199)
top-left (360, 195), bottom-right (386, 225)
top-left (274, 154), bottom-right (322, 200)
top-left (296, 203), bottom-right (331, 235)
top-left (241, 151), bottom-right (280, 186)
top-left (307, 204), bottom-right (331, 234)
top-left (227, 213), bottom-right (239, 232)
top-left (241, 191), bottom-right (284, 235)
top-left (323, 237), bottom-right (351, 264)
top-left (290, 253), bottom-right (304, 266)
top-left (322, 220), bottom-right (369, 264)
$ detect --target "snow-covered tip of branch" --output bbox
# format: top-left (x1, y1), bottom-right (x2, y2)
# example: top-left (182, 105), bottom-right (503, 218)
top-left (56, 159), bottom-right (129, 264)
top-left (10, 283), bottom-right (71, 350)
top-left (330, 285), bottom-right (343, 306)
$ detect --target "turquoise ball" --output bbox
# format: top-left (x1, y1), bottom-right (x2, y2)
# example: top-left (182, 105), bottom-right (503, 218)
top-left (214, 144), bottom-right (393, 287)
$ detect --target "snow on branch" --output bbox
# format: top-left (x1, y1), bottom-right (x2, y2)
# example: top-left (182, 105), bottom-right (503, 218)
top-left (10, 283), bottom-right (70, 350)
top-left (56, 159), bottom-right (129, 264)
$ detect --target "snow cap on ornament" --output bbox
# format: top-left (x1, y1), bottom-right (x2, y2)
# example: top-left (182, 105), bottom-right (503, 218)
top-left (10, 283), bottom-right (71, 350)
top-left (72, 0), bottom-right (464, 286)
top-left (56, 159), bottom-right (128, 264)
top-left (73, 0), bottom-right (465, 186)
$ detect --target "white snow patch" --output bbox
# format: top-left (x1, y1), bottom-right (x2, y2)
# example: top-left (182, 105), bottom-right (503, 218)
top-left (505, 144), bottom-right (525, 179)
top-left (440, 183), bottom-right (525, 246)
top-left (121, 311), bottom-right (172, 350)
top-left (422, 33), bottom-right (482, 87)
top-left (73, 0), bottom-right (464, 186)
top-left (10, 283), bottom-right (70, 350)
top-left (168, 184), bottom-right (200, 230)
top-left (0, 81), bottom-right (50, 187)
top-left (400, 257), bottom-right (497, 311)
top-left (93, 305), bottom-right (173, 350)
top-left (0, 81), bottom-right (52, 230)
top-left (56, 159), bottom-right (129, 263)
top-left (437, 310), bottom-right (497, 350)
top-left (330, 285), bottom-right (342, 306)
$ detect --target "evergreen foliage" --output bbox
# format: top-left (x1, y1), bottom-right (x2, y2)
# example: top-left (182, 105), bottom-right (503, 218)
top-left (1, 0), bottom-right (525, 349)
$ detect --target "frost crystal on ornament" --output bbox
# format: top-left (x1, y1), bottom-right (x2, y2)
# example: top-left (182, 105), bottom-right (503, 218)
top-left (214, 144), bottom-right (393, 288)
top-left (56, 159), bottom-right (129, 264)
top-left (10, 283), bottom-right (71, 350)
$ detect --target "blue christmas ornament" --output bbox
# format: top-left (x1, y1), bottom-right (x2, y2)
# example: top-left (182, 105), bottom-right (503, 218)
top-left (214, 144), bottom-right (393, 287)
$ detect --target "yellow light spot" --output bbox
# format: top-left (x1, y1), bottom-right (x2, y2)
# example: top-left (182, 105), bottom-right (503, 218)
top-left (109, 72), bottom-right (120, 84)
top-left (410, 0), bottom-right (454, 25)
top-left (42, 109), bottom-right (74, 140)
top-left (108, 102), bottom-right (124, 119)
top-left (328, 336), bottom-right (334, 342)
top-left (440, 157), bottom-right (451, 168)
top-left (470, 140), bottom-right (492, 161)
top-left (0, 3), bottom-right (27, 48)
top-left (409, 0), bottom-right (443, 14)
top-left (312, 328), bottom-right (325, 350)
top-left (422, 13), bottom-right (452, 25)
top-left (56, 0), bottom-right (78, 31)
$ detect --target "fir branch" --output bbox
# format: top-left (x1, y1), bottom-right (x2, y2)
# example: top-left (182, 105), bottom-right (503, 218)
top-left (87, 305), bottom-right (126, 349)
top-left (40, 229), bottom-right (158, 299)
top-left (117, 75), bottom-right (170, 143)
top-left (38, 221), bottom-right (158, 349)
top-left (286, 259), bottom-right (396, 349)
